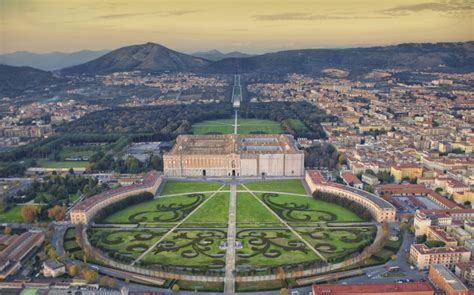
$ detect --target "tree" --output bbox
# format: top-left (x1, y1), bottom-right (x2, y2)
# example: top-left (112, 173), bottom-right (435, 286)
top-left (20, 205), bottom-right (41, 223)
top-left (81, 267), bottom-right (98, 283)
top-left (3, 226), bottom-right (12, 235)
top-left (171, 284), bottom-right (180, 292)
top-left (47, 247), bottom-right (57, 259)
top-left (48, 205), bottom-right (66, 221)
top-left (100, 276), bottom-right (117, 289)
top-left (68, 264), bottom-right (78, 277)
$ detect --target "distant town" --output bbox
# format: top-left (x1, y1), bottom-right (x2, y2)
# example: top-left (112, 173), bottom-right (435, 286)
top-left (0, 40), bottom-right (472, 295)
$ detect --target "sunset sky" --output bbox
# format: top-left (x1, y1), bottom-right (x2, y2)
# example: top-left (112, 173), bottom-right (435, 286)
top-left (0, 0), bottom-right (472, 54)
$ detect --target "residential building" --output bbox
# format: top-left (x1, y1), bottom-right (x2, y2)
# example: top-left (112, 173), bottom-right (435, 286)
top-left (391, 163), bottom-right (423, 183)
top-left (428, 264), bottom-right (469, 295)
top-left (409, 244), bottom-right (471, 270)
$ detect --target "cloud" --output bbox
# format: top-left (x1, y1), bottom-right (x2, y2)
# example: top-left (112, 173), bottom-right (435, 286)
top-left (380, 1), bottom-right (474, 16)
top-left (97, 10), bottom-right (196, 20)
top-left (252, 12), bottom-right (391, 21)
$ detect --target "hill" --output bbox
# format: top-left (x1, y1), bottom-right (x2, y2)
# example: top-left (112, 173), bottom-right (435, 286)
top-left (62, 42), bottom-right (210, 75)
top-left (0, 50), bottom-right (109, 71)
top-left (203, 42), bottom-right (474, 76)
top-left (192, 49), bottom-right (254, 61)
top-left (0, 65), bottom-right (63, 96)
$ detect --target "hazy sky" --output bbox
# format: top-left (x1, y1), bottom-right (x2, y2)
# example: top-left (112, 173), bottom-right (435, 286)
top-left (0, 0), bottom-right (472, 54)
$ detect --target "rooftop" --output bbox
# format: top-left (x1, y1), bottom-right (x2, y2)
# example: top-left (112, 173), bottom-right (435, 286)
top-left (166, 134), bottom-right (302, 156)
top-left (312, 281), bottom-right (434, 294)
top-left (430, 264), bottom-right (468, 291)
top-left (412, 244), bottom-right (470, 255)
top-left (72, 171), bottom-right (160, 212)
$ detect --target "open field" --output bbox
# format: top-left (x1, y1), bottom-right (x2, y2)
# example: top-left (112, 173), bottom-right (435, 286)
top-left (0, 205), bottom-right (23, 222)
top-left (286, 119), bottom-right (309, 133)
top-left (192, 118), bottom-right (283, 135)
top-left (36, 159), bottom-right (89, 168)
top-left (183, 192), bottom-right (229, 225)
top-left (236, 192), bottom-right (282, 227)
top-left (242, 179), bottom-right (307, 194)
top-left (160, 180), bottom-right (224, 195)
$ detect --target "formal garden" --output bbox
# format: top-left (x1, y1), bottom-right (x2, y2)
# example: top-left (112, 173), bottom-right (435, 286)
top-left (77, 179), bottom-right (383, 291)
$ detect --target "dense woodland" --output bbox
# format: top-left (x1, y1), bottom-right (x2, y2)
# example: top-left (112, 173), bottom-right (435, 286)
top-left (59, 101), bottom-right (334, 139)
top-left (13, 174), bottom-right (109, 206)
top-left (0, 101), bottom-right (334, 177)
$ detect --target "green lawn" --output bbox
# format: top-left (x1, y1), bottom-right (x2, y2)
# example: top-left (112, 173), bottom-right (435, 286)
top-left (0, 205), bottom-right (22, 222)
top-left (101, 194), bottom-right (209, 224)
top-left (89, 228), bottom-right (167, 260)
top-left (36, 159), bottom-right (89, 168)
top-left (160, 180), bottom-right (225, 195)
top-left (183, 192), bottom-right (229, 225)
top-left (259, 194), bottom-right (362, 222)
top-left (142, 229), bottom-right (227, 268)
top-left (236, 229), bottom-right (319, 267)
top-left (192, 118), bottom-right (283, 135)
top-left (242, 179), bottom-right (307, 194)
top-left (297, 226), bottom-right (376, 260)
top-left (286, 119), bottom-right (309, 133)
top-left (236, 193), bottom-right (282, 227)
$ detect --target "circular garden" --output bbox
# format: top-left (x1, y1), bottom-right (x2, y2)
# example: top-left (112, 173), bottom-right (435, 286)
top-left (83, 179), bottom-right (378, 291)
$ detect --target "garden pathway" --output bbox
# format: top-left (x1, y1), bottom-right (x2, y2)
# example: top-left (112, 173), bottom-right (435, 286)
top-left (224, 183), bottom-right (237, 293)
top-left (241, 184), bottom-right (328, 263)
top-left (131, 184), bottom-right (227, 266)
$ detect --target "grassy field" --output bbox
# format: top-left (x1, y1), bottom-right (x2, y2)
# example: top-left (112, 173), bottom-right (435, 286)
top-left (192, 118), bottom-right (283, 135)
top-left (142, 229), bottom-right (226, 267)
top-left (0, 205), bottom-right (23, 222)
top-left (101, 194), bottom-right (209, 224)
top-left (260, 194), bottom-right (362, 222)
top-left (242, 179), bottom-right (307, 194)
top-left (236, 229), bottom-right (319, 267)
top-left (89, 228), bottom-right (167, 260)
top-left (297, 226), bottom-right (376, 259)
top-left (37, 159), bottom-right (89, 168)
top-left (236, 193), bottom-right (282, 227)
top-left (183, 192), bottom-right (229, 225)
top-left (160, 180), bottom-right (225, 195)
top-left (286, 119), bottom-right (309, 133)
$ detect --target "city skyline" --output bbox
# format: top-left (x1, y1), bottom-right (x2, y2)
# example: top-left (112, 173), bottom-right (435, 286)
top-left (0, 0), bottom-right (473, 54)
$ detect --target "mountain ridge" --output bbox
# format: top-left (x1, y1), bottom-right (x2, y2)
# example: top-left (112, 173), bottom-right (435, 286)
top-left (0, 50), bottom-right (110, 71)
top-left (61, 42), bottom-right (210, 75)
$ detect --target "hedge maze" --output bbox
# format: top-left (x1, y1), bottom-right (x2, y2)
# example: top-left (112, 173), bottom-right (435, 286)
top-left (297, 226), bottom-right (377, 262)
top-left (236, 229), bottom-right (319, 268)
top-left (261, 193), bottom-right (337, 222)
top-left (128, 194), bottom-right (205, 223)
top-left (86, 180), bottom-right (378, 279)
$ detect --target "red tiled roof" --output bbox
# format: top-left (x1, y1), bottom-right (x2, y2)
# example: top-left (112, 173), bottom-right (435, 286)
top-left (341, 171), bottom-right (362, 185)
top-left (72, 171), bottom-right (160, 212)
top-left (412, 244), bottom-right (470, 255)
top-left (313, 281), bottom-right (434, 294)
top-left (376, 184), bottom-right (459, 209)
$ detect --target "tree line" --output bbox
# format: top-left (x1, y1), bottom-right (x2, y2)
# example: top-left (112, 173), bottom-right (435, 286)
top-left (312, 191), bottom-right (372, 221)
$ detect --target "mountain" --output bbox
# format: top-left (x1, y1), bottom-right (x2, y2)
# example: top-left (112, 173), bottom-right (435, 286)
top-left (202, 42), bottom-right (474, 76)
top-left (192, 49), bottom-right (254, 61)
top-left (62, 42), bottom-right (210, 75)
top-left (0, 50), bottom-right (109, 71)
top-left (0, 65), bottom-right (63, 96)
